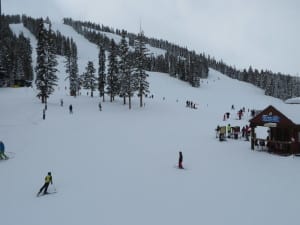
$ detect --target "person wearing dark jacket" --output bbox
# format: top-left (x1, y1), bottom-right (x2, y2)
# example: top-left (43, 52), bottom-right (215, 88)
top-left (69, 104), bottom-right (73, 114)
top-left (37, 172), bottom-right (53, 196)
top-left (178, 151), bottom-right (184, 169)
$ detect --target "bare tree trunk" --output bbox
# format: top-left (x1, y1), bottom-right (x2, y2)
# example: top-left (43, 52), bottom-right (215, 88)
top-left (140, 94), bottom-right (143, 107)
top-left (129, 95), bottom-right (131, 110)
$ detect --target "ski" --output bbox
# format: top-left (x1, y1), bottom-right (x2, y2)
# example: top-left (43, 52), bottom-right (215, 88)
top-left (36, 191), bottom-right (57, 197)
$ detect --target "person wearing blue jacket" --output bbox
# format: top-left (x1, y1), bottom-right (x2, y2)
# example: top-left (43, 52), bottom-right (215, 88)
top-left (0, 141), bottom-right (8, 160)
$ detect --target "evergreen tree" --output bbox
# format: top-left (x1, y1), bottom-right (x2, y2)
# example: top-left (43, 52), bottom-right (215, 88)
top-left (65, 39), bottom-right (79, 96)
top-left (45, 24), bottom-right (58, 97)
top-left (35, 19), bottom-right (58, 104)
top-left (19, 33), bottom-right (33, 81)
top-left (69, 41), bottom-right (79, 96)
top-left (81, 61), bottom-right (97, 97)
top-left (119, 31), bottom-right (135, 109)
top-left (133, 30), bottom-right (149, 107)
top-left (106, 39), bottom-right (119, 102)
top-left (98, 45), bottom-right (106, 101)
top-left (35, 19), bottom-right (48, 103)
top-left (64, 38), bottom-right (71, 76)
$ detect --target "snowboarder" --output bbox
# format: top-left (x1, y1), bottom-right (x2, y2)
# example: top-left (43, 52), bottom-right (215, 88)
top-left (37, 172), bottom-right (53, 196)
top-left (0, 141), bottom-right (8, 160)
top-left (178, 151), bottom-right (184, 169)
top-left (69, 104), bottom-right (73, 114)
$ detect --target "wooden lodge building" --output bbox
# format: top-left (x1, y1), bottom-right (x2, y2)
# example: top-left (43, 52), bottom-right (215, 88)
top-left (249, 105), bottom-right (300, 155)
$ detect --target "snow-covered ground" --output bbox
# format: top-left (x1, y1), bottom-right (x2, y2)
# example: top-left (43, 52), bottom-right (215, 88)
top-left (1, 22), bottom-right (300, 225)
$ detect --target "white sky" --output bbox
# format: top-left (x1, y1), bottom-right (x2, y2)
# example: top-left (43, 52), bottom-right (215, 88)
top-left (3, 0), bottom-right (300, 75)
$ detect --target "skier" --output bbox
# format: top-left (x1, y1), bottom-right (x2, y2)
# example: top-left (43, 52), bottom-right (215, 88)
top-left (42, 108), bottom-right (46, 120)
top-left (37, 172), bottom-right (53, 196)
top-left (0, 141), bottom-right (8, 160)
top-left (60, 99), bottom-right (63, 107)
top-left (178, 151), bottom-right (184, 169)
top-left (98, 102), bottom-right (102, 111)
top-left (69, 104), bottom-right (73, 114)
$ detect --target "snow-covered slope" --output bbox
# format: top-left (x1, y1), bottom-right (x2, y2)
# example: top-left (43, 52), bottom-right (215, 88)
top-left (84, 26), bottom-right (166, 57)
top-left (1, 21), bottom-right (300, 225)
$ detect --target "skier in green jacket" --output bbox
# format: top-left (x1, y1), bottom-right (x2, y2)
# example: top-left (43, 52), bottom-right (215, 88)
top-left (37, 172), bottom-right (53, 196)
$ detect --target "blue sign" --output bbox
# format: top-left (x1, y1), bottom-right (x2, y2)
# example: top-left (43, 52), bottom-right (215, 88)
top-left (261, 115), bottom-right (280, 123)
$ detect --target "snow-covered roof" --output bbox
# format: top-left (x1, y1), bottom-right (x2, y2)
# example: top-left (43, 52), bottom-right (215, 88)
top-left (265, 103), bottom-right (300, 125)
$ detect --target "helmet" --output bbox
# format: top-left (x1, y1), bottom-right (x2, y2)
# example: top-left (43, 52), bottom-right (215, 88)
top-left (48, 172), bottom-right (51, 175)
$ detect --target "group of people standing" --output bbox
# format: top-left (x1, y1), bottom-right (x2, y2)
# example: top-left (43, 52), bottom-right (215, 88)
top-left (186, 100), bottom-right (197, 109)
top-left (242, 125), bottom-right (251, 141)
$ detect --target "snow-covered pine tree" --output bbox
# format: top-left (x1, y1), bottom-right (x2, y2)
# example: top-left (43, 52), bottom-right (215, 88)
top-left (45, 24), bottom-right (59, 101)
top-left (0, 61), bottom-right (6, 86)
top-left (98, 45), bottom-right (106, 101)
top-left (35, 20), bottom-right (58, 104)
top-left (65, 38), bottom-right (79, 96)
top-left (69, 40), bottom-right (79, 96)
top-left (35, 19), bottom-right (48, 103)
top-left (64, 38), bottom-right (71, 77)
top-left (119, 31), bottom-right (135, 109)
top-left (133, 30), bottom-right (149, 107)
top-left (19, 33), bottom-right (33, 82)
top-left (81, 61), bottom-right (96, 97)
top-left (106, 39), bottom-right (119, 102)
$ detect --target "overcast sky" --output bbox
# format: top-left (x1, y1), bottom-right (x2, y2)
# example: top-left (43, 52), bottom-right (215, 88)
top-left (3, 0), bottom-right (300, 75)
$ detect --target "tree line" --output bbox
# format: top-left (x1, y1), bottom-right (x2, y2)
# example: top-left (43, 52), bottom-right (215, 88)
top-left (22, 15), bottom-right (77, 57)
top-left (28, 17), bottom-right (149, 109)
top-left (0, 15), bottom-right (33, 87)
top-left (63, 17), bottom-right (300, 100)
top-left (63, 18), bottom-right (209, 87)
top-left (208, 56), bottom-right (300, 101)
top-left (1, 14), bottom-right (299, 101)
top-left (74, 29), bottom-right (150, 109)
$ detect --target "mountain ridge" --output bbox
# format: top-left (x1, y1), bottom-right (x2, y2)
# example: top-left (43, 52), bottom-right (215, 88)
top-left (1, 14), bottom-right (300, 100)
